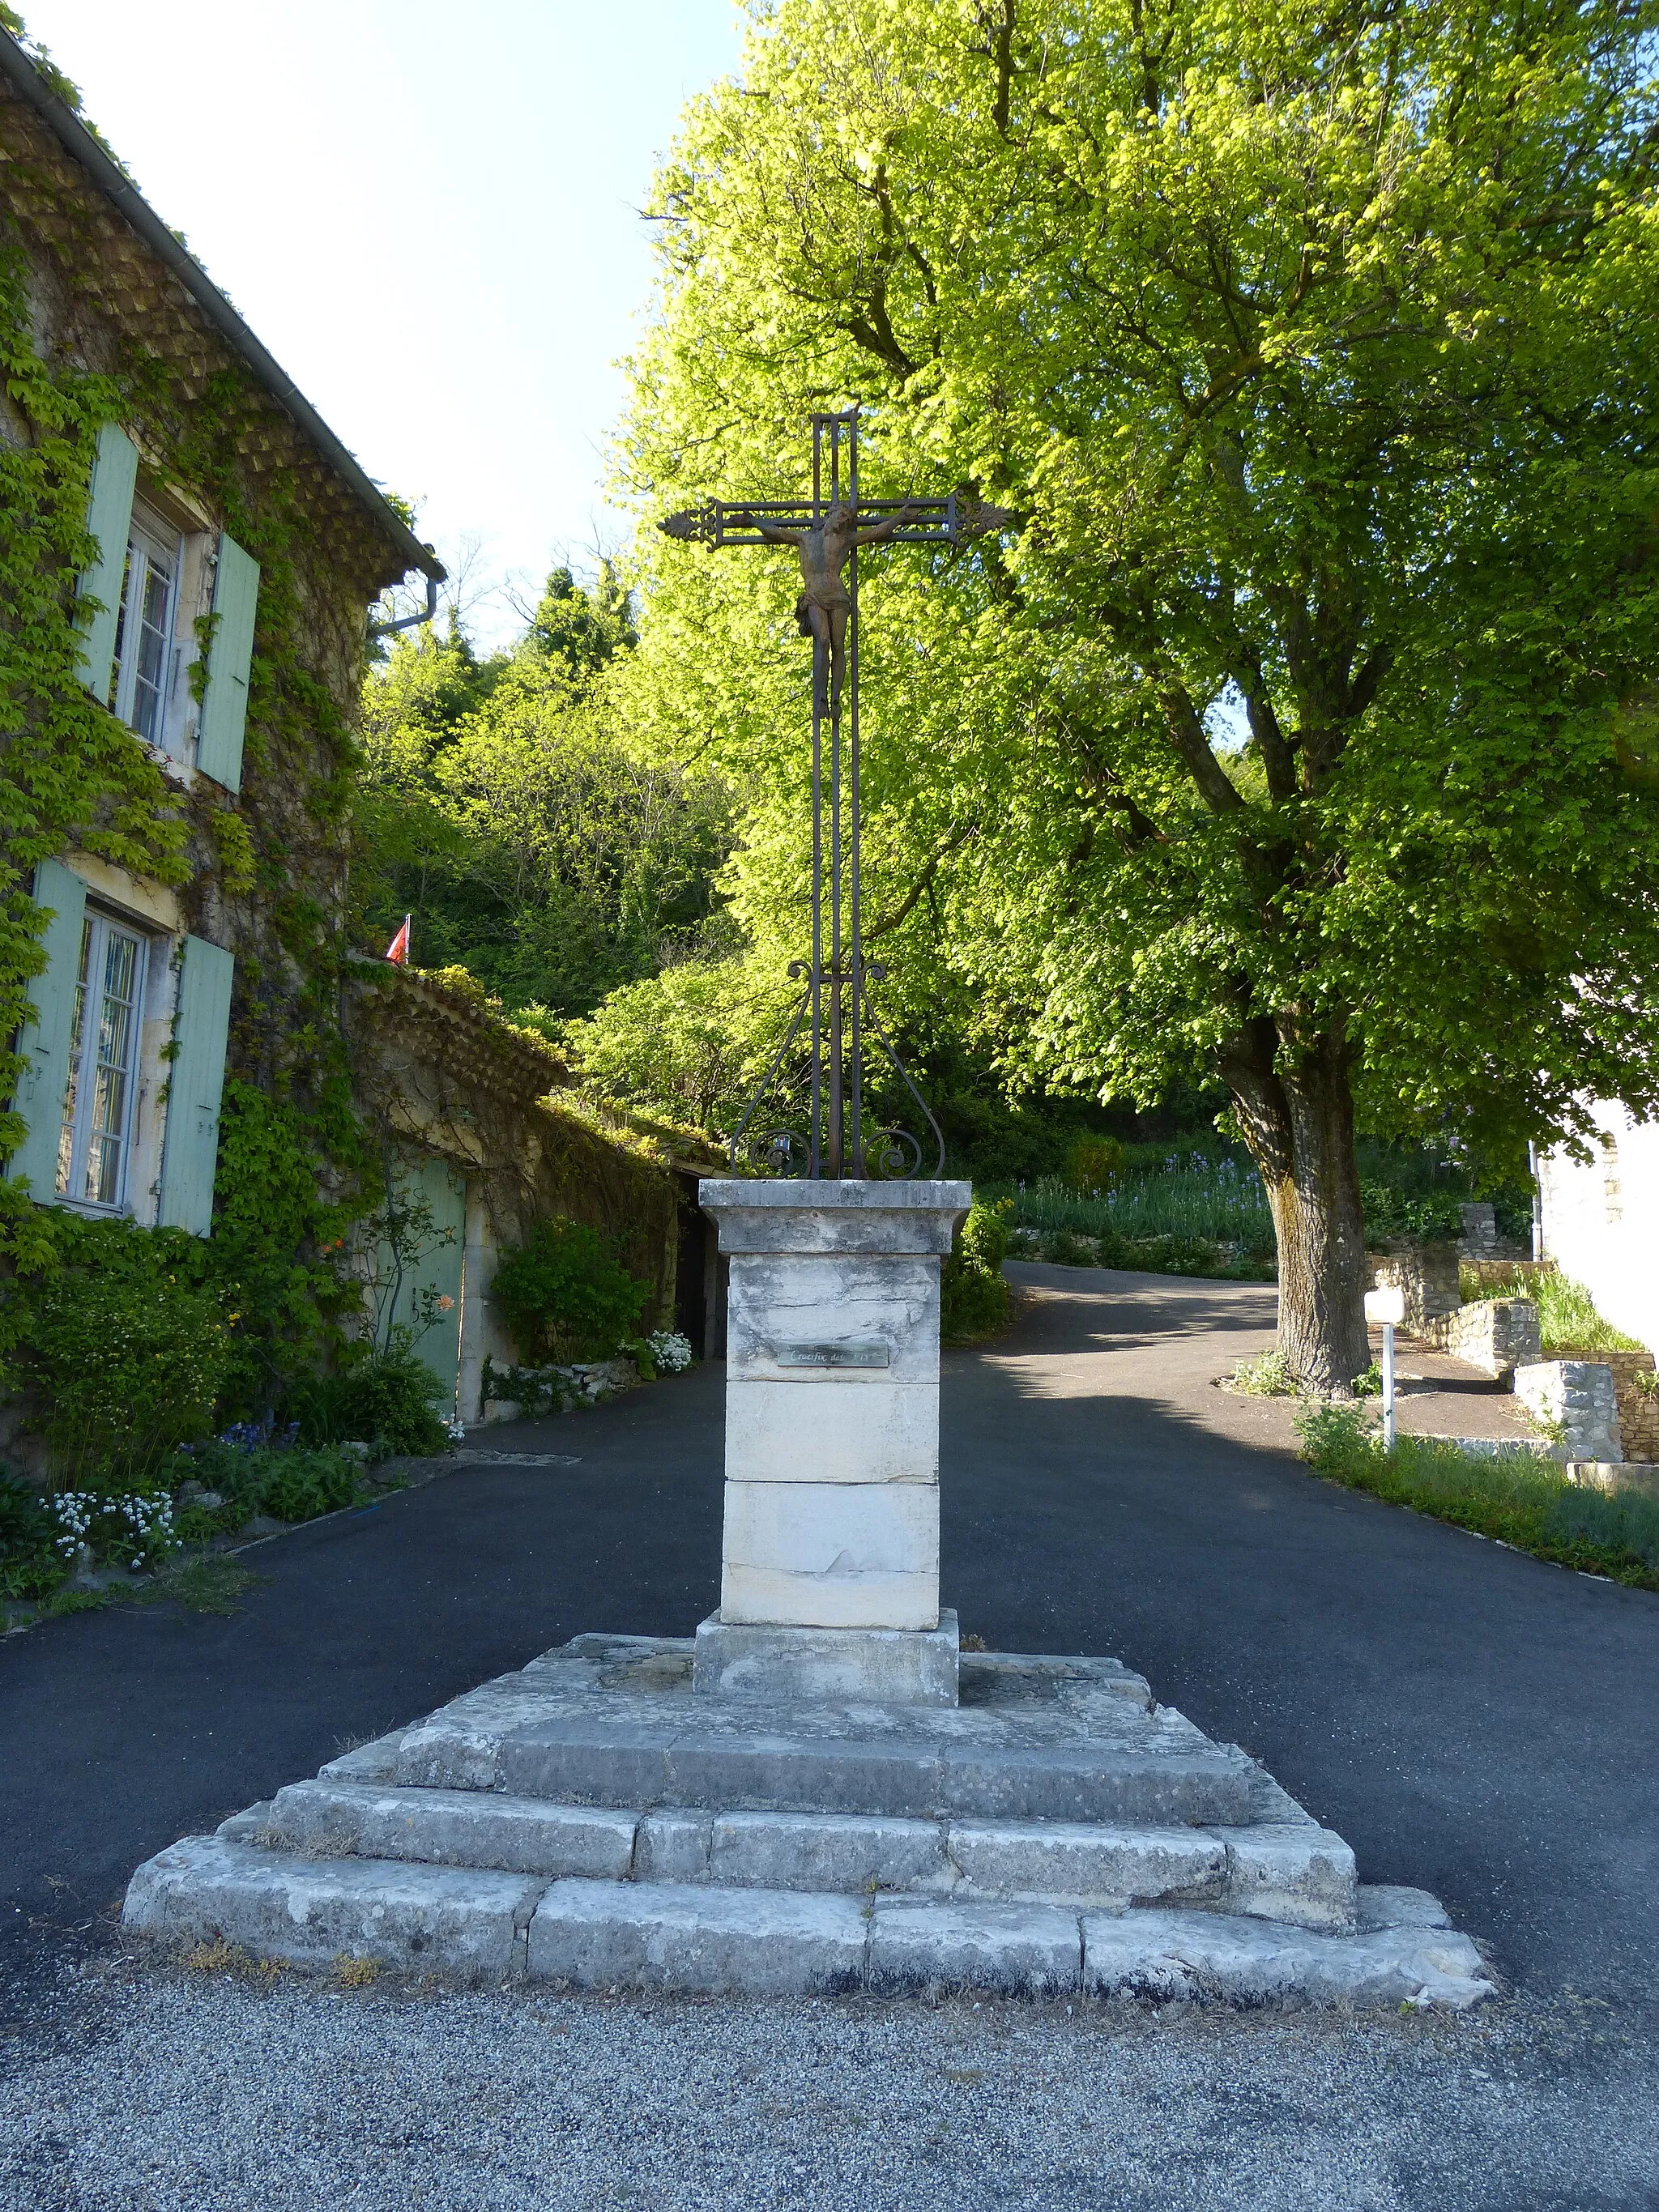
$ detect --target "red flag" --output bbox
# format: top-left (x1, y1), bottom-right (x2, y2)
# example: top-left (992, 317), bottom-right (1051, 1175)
top-left (386, 914), bottom-right (412, 965)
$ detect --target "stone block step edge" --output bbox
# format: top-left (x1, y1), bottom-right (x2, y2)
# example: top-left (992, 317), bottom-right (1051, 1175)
top-left (399, 1724), bottom-right (1260, 1829)
top-left (226, 1784), bottom-right (1359, 1929)
top-left (123, 1840), bottom-right (1491, 2010)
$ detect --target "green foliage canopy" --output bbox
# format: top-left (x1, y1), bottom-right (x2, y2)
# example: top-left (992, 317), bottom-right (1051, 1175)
top-left (619, 0), bottom-right (1659, 1386)
top-left (356, 570), bottom-right (733, 1020)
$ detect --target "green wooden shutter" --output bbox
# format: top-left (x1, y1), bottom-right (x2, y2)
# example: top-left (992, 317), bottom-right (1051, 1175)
top-left (77, 422), bottom-right (139, 700)
top-left (158, 935), bottom-right (234, 1238)
top-left (197, 534), bottom-right (259, 793)
top-left (8, 860), bottom-right (87, 1197)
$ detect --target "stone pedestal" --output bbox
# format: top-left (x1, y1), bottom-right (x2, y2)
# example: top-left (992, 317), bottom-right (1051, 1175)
top-left (693, 1609), bottom-right (962, 1707)
top-left (696, 1178), bottom-right (970, 1696)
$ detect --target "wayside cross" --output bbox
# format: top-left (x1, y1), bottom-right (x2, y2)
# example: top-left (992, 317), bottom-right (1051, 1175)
top-left (661, 408), bottom-right (1009, 1179)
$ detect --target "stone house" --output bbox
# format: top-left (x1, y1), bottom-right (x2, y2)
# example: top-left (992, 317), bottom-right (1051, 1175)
top-left (1, 23), bottom-right (441, 1234)
top-left (0, 28), bottom-right (719, 1425)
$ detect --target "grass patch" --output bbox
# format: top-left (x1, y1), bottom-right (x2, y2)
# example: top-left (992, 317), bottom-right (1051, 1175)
top-left (1466, 1267), bottom-right (1646, 1356)
top-left (333, 1954), bottom-right (382, 1988)
top-left (1230, 1349), bottom-right (1299, 1396)
top-left (136, 1554), bottom-right (267, 1616)
top-left (1295, 1402), bottom-right (1659, 1590)
top-left (177, 1937), bottom-right (283, 1984)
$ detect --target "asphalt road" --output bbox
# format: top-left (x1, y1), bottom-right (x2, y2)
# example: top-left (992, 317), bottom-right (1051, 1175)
top-left (5, 1260), bottom-right (1656, 2005)
top-left (2, 1264), bottom-right (1657, 2210)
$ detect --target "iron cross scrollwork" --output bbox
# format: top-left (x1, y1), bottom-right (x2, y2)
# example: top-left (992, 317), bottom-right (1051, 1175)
top-left (661, 410), bottom-right (1010, 1180)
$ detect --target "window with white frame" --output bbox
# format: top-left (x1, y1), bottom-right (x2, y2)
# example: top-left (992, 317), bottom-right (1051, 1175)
top-left (55, 910), bottom-right (149, 1210)
top-left (108, 503), bottom-right (183, 748)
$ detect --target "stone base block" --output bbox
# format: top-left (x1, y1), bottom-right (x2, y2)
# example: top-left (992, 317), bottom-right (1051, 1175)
top-left (719, 1478), bottom-right (939, 1629)
top-left (266, 1779), bottom-right (637, 1879)
top-left (868, 1899), bottom-right (1081, 1997)
top-left (528, 1877), bottom-right (868, 1996)
top-left (725, 1377), bottom-right (939, 1485)
top-left (1213, 1823), bottom-right (1357, 1933)
top-left (693, 1609), bottom-right (960, 1705)
top-left (1567, 1460), bottom-right (1659, 1498)
top-left (122, 1835), bottom-right (541, 1979)
top-left (1081, 1907), bottom-right (1491, 2010)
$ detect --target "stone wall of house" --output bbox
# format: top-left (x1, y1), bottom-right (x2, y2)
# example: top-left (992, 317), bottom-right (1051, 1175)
top-left (0, 77), bottom-right (422, 1108)
top-left (1537, 1103), bottom-right (1659, 1359)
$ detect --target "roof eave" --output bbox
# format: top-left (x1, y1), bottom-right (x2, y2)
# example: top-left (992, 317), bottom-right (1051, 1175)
top-left (0, 29), bottom-right (445, 588)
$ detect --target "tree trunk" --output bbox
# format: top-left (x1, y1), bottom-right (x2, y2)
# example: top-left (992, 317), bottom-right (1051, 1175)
top-left (1219, 1016), bottom-right (1371, 1394)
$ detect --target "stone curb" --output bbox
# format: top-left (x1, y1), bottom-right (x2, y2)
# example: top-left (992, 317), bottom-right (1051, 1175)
top-left (123, 1841), bottom-right (1491, 2009)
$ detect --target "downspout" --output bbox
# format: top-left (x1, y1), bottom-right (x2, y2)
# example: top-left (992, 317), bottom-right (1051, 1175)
top-left (1529, 1140), bottom-right (1544, 1263)
top-left (368, 569), bottom-right (440, 643)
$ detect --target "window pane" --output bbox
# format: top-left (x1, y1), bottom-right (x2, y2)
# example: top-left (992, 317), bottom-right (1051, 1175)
top-left (109, 549), bottom-right (134, 713)
top-left (131, 550), bottom-right (173, 744)
top-left (54, 918), bottom-right (92, 1198)
top-left (65, 918), bottom-right (143, 1209)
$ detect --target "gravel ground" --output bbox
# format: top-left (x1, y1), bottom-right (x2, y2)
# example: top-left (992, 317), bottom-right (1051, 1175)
top-left (1, 1951), bottom-right (1655, 2212)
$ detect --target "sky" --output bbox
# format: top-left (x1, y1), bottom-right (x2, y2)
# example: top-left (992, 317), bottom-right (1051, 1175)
top-left (18, 0), bottom-right (745, 644)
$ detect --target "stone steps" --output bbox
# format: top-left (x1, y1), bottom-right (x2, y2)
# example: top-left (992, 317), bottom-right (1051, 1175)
top-left (119, 1634), bottom-right (1494, 2009)
top-left (246, 1777), bottom-right (1357, 1930)
top-left (122, 1838), bottom-right (1491, 2007)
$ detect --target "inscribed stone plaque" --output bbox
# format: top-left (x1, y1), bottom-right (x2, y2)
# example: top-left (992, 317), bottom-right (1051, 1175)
top-left (772, 1340), bottom-right (890, 1370)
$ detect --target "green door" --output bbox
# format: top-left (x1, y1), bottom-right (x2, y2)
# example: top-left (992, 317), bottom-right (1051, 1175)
top-left (375, 1156), bottom-right (467, 1403)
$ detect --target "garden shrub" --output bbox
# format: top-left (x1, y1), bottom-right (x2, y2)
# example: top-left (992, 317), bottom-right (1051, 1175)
top-left (1358, 1181), bottom-right (1464, 1244)
top-left (171, 1434), bottom-right (365, 1524)
top-left (941, 1200), bottom-right (1013, 1344)
top-left (0, 1468), bottom-right (58, 1597)
top-left (1230, 1348), bottom-right (1300, 1396)
top-left (1043, 1228), bottom-right (1096, 1268)
top-left (204, 1080), bottom-right (363, 1417)
top-left (258, 1449), bottom-right (360, 1523)
top-left (15, 1218), bottom-right (228, 1477)
top-left (295, 1332), bottom-right (450, 1458)
top-left (488, 1217), bottom-right (649, 1363)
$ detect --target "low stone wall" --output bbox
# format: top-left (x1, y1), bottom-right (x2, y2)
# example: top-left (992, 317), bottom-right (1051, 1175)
top-left (1553, 1349), bottom-right (1659, 1463)
top-left (1513, 1362), bottom-right (1623, 1465)
top-left (1420, 1298), bottom-right (1542, 1379)
top-left (1459, 1258), bottom-right (1554, 1298)
top-left (1366, 1242), bottom-right (1461, 1330)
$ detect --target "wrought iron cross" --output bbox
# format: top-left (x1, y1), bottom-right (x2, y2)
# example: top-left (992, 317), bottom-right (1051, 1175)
top-left (662, 409), bottom-right (1002, 1179)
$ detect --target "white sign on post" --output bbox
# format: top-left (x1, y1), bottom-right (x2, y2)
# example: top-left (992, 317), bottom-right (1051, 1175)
top-left (1363, 1286), bottom-right (1404, 1449)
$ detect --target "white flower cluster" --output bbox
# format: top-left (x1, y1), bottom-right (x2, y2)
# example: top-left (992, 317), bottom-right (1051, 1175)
top-left (645, 1331), bottom-right (694, 1374)
top-left (49, 1490), bottom-right (177, 1571)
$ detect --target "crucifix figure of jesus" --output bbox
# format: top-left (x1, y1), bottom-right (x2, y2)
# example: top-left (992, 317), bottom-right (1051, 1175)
top-left (731, 498), bottom-right (922, 718)
top-left (661, 408), bottom-right (1009, 1179)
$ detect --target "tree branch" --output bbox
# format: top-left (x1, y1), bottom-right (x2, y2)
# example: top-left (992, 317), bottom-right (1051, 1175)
top-left (864, 824), bottom-right (977, 943)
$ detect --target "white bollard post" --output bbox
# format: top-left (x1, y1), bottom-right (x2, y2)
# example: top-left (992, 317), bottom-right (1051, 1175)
top-left (1365, 1286), bottom-right (1406, 1452)
top-left (1381, 1320), bottom-right (1396, 1450)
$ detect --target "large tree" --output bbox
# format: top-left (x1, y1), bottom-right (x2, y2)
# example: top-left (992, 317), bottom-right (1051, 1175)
top-left (621, 0), bottom-right (1659, 1387)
